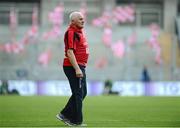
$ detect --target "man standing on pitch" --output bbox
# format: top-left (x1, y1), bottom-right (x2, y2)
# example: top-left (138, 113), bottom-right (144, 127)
top-left (56, 11), bottom-right (89, 126)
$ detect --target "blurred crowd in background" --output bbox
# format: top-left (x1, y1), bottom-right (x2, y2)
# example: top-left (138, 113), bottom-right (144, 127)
top-left (0, 0), bottom-right (180, 96)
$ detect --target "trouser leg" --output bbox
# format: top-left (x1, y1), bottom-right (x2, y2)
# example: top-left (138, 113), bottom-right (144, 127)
top-left (61, 66), bottom-right (87, 124)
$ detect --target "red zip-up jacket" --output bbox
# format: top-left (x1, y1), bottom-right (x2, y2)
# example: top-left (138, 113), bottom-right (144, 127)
top-left (63, 25), bottom-right (89, 67)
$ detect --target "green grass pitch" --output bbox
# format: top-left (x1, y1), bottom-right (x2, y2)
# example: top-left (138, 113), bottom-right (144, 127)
top-left (0, 96), bottom-right (180, 127)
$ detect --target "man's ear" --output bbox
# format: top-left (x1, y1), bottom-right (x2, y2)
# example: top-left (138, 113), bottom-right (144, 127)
top-left (71, 20), bottom-right (75, 24)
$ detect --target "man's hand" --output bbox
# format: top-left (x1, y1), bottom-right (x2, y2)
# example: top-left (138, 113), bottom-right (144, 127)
top-left (75, 68), bottom-right (83, 78)
top-left (67, 49), bottom-right (83, 78)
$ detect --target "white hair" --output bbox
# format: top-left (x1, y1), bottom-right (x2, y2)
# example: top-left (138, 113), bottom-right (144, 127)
top-left (69, 11), bottom-right (82, 21)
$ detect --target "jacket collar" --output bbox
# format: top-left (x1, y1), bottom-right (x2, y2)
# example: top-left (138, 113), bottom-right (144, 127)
top-left (68, 24), bottom-right (82, 33)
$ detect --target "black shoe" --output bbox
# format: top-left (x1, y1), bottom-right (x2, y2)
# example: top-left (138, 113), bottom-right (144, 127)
top-left (56, 113), bottom-right (87, 127)
top-left (56, 113), bottom-right (70, 125)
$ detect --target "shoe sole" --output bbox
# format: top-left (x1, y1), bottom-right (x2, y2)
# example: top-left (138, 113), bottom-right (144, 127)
top-left (56, 114), bottom-right (63, 121)
top-left (56, 114), bottom-right (73, 126)
top-left (56, 114), bottom-right (87, 127)
top-left (56, 114), bottom-right (68, 126)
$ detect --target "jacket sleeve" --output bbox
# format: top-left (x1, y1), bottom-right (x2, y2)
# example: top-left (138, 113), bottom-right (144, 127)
top-left (65, 30), bottom-right (77, 50)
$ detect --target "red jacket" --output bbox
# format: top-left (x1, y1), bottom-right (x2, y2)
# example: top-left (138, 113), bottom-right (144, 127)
top-left (63, 25), bottom-right (89, 67)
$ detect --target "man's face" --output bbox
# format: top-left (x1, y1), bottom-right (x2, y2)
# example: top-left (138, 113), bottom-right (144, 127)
top-left (72, 14), bottom-right (84, 29)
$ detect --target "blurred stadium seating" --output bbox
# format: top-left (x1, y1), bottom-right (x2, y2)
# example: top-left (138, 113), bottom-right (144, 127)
top-left (0, 0), bottom-right (180, 82)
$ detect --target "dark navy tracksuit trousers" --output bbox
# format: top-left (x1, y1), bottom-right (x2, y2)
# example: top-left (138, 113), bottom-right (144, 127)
top-left (61, 65), bottom-right (87, 124)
